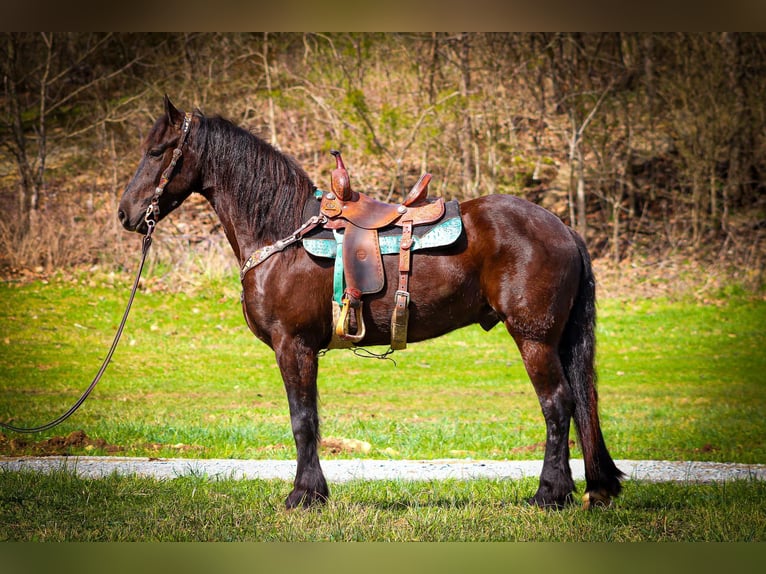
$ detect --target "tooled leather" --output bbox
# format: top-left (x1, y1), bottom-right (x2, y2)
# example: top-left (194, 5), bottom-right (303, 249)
top-left (320, 192), bottom-right (445, 230)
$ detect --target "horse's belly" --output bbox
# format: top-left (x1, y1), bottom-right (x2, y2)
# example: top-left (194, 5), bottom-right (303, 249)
top-left (359, 248), bottom-right (494, 343)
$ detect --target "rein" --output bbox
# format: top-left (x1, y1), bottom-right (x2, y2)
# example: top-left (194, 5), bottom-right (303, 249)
top-left (0, 112), bottom-right (193, 435)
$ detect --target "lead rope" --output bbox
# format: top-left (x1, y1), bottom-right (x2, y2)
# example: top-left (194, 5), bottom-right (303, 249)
top-left (0, 229), bottom-right (155, 434)
top-left (0, 112), bottom-right (193, 435)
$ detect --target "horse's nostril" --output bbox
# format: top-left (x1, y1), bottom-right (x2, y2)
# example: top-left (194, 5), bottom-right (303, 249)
top-left (118, 210), bottom-right (127, 224)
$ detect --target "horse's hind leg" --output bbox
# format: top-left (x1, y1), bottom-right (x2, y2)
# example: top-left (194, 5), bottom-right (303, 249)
top-left (515, 337), bottom-right (576, 508)
top-left (274, 337), bottom-right (329, 509)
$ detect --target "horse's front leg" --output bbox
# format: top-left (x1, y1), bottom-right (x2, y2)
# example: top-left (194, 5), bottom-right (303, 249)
top-left (274, 336), bottom-right (329, 509)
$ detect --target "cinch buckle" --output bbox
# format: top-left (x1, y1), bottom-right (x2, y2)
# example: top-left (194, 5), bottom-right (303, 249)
top-left (394, 290), bottom-right (410, 307)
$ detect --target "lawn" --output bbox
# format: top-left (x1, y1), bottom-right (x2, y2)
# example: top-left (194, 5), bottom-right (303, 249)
top-left (1, 274), bottom-right (764, 464)
top-left (1, 469), bottom-right (765, 541)
top-left (1, 274), bottom-right (765, 543)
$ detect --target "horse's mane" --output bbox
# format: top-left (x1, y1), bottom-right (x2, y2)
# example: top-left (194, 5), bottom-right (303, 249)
top-left (196, 113), bottom-right (316, 242)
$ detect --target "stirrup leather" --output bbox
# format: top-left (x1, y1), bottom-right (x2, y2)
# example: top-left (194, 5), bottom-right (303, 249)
top-left (390, 220), bottom-right (413, 350)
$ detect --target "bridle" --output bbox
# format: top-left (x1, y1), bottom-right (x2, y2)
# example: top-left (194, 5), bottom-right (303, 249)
top-left (143, 112), bottom-right (194, 235)
top-left (0, 112), bottom-right (193, 434)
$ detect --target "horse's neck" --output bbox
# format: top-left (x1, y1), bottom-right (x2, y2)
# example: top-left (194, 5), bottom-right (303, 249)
top-left (199, 188), bottom-right (246, 263)
top-left (198, 124), bottom-right (311, 264)
top-left (202, 180), bottom-right (306, 266)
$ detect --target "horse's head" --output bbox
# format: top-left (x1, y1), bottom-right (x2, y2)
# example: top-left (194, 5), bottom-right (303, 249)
top-left (118, 96), bottom-right (201, 234)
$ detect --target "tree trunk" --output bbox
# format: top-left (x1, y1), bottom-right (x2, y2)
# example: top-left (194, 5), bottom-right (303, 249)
top-left (612, 191), bottom-right (622, 264)
top-left (4, 34), bottom-right (35, 234)
top-left (421, 32), bottom-right (441, 175)
top-left (722, 32), bottom-right (750, 233)
top-left (457, 33), bottom-right (475, 198)
top-left (263, 32), bottom-right (279, 149)
top-left (567, 115), bottom-right (577, 230)
top-left (575, 145), bottom-right (587, 239)
top-left (567, 111), bottom-right (587, 238)
top-left (31, 33), bottom-right (54, 230)
top-left (692, 173), bottom-right (701, 246)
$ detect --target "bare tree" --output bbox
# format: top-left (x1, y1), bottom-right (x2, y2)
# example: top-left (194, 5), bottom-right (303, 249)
top-left (1, 32), bottom-right (139, 235)
top-left (543, 34), bottom-right (618, 240)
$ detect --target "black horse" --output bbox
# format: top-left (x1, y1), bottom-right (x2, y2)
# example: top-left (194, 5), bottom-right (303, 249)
top-left (118, 96), bottom-right (624, 509)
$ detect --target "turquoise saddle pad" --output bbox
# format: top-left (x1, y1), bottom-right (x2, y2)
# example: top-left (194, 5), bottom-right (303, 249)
top-left (302, 215), bottom-right (463, 258)
top-left (302, 199), bottom-right (463, 258)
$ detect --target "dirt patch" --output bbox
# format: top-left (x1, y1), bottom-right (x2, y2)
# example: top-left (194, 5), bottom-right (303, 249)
top-left (0, 429), bottom-right (213, 458)
top-left (695, 443), bottom-right (720, 454)
top-left (321, 436), bottom-right (372, 455)
top-left (144, 441), bottom-right (204, 454)
top-left (0, 429), bottom-right (124, 456)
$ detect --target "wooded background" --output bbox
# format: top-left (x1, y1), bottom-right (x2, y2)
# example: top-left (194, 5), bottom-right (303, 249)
top-left (1, 33), bottom-right (764, 292)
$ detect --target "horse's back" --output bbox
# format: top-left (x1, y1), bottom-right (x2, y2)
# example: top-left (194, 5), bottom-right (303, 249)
top-left (270, 193), bottom-right (585, 347)
top-left (460, 194), bottom-right (578, 254)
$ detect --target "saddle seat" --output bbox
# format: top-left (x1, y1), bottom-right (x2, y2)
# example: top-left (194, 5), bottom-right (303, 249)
top-left (319, 151), bottom-right (446, 349)
top-left (320, 189), bottom-right (445, 230)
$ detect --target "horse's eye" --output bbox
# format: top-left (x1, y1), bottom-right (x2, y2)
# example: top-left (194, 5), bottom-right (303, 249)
top-left (147, 148), bottom-right (164, 157)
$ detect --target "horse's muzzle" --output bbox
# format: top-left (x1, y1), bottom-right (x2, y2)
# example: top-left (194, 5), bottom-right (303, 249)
top-left (117, 208), bottom-right (129, 228)
top-left (117, 207), bottom-right (147, 234)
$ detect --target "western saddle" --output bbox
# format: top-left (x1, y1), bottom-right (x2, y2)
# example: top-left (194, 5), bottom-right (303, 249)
top-left (240, 150), bottom-right (460, 351)
top-left (319, 150), bottom-right (448, 349)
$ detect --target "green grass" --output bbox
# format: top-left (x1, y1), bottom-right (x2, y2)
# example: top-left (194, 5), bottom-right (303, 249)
top-left (1, 275), bottom-right (764, 463)
top-left (1, 470), bottom-right (764, 541)
top-left (1, 275), bottom-right (765, 542)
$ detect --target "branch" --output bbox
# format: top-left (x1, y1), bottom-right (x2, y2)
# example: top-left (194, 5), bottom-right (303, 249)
top-left (398, 90), bottom-right (460, 158)
top-left (354, 101), bottom-right (392, 161)
top-left (45, 49), bottom-right (142, 118)
top-left (285, 84), bottom-right (347, 138)
top-left (47, 33), bottom-right (115, 87)
top-left (58, 90), bottom-right (150, 140)
top-left (577, 79), bottom-right (615, 139)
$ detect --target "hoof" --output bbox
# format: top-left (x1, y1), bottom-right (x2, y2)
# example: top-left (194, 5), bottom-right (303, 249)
top-left (526, 492), bottom-right (574, 510)
top-left (581, 490), bottom-right (612, 510)
top-left (285, 488), bottom-right (329, 510)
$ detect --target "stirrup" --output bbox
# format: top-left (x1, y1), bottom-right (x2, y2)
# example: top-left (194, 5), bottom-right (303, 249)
top-left (336, 297), bottom-right (366, 343)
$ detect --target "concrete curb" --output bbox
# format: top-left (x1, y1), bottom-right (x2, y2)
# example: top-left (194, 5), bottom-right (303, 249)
top-left (2, 456), bottom-right (765, 483)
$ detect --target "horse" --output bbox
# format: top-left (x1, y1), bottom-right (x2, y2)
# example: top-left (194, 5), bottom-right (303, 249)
top-left (118, 96), bottom-right (624, 509)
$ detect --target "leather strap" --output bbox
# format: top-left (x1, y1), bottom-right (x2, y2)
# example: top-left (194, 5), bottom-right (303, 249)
top-left (0, 113), bottom-right (194, 434)
top-left (240, 214), bottom-right (327, 280)
top-left (391, 220), bottom-right (413, 350)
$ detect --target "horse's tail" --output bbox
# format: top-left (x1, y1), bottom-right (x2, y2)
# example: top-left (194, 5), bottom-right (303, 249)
top-left (560, 230), bottom-right (624, 504)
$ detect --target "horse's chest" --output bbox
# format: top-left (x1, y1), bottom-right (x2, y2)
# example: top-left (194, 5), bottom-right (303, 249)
top-left (240, 255), bottom-right (331, 343)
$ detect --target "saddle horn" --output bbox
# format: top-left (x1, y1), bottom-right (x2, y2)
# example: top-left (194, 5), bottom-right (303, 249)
top-left (330, 150), bottom-right (353, 201)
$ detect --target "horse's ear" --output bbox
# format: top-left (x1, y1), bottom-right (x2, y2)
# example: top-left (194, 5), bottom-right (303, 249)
top-left (163, 94), bottom-right (184, 127)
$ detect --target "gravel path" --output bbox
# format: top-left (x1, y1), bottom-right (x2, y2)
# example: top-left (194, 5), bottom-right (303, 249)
top-left (2, 456), bottom-right (764, 483)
